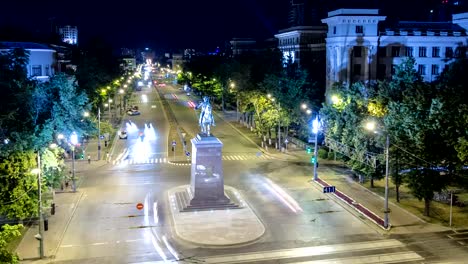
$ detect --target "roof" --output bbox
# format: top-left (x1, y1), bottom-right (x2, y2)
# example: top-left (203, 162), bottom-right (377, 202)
top-left (0, 41), bottom-right (54, 50)
top-left (380, 21), bottom-right (467, 36)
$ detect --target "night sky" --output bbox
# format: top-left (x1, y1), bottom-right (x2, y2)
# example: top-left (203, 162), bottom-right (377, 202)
top-left (1, 0), bottom-right (466, 51)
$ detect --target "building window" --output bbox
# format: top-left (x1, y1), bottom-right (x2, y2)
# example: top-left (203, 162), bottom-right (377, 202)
top-left (405, 47), bottom-right (413, 57)
top-left (44, 65), bottom-right (49, 76)
top-left (353, 64), bottom-right (361, 75)
top-left (455, 47), bottom-right (466, 58)
top-left (391, 46), bottom-right (400, 57)
top-left (356, 25), bottom-right (363, 34)
top-left (32, 65), bottom-right (42, 76)
top-left (333, 26), bottom-right (336, 34)
top-left (354, 46), bottom-right (362, 57)
top-left (446, 47), bottom-right (454, 58)
top-left (431, 64), bottom-right (439, 75)
top-left (419, 47), bottom-right (427, 57)
top-left (432, 47), bottom-right (440, 57)
top-left (378, 47), bottom-right (386, 57)
top-left (378, 64), bottom-right (387, 79)
top-left (418, 65), bottom-right (426, 75)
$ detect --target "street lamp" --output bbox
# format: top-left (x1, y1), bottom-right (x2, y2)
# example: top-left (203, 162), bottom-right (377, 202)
top-left (31, 155), bottom-right (44, 259)
top-left (98, 108), bottom-right (102, 160)
top-left (268, 94), bottom-right (281, 151)
top-left (119, 89), bottom-right (124, 115)
top-left (70, 132), bottom-right (78, 192)
top-left (366, 121), bottom-right (390, 229)
top-left (312, 115), bottom-right (321, 181)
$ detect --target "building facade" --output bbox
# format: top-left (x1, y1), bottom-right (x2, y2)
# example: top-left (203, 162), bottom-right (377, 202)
top-left (321, 9), bottom-right (468, 95)
top-left (58, 25), bottom-right (78, 45)
top-left (0, 42), bottom-right (56, 82)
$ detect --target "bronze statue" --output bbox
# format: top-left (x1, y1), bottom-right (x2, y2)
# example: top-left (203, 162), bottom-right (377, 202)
top-left (195, 96), bottom-right (215, 136)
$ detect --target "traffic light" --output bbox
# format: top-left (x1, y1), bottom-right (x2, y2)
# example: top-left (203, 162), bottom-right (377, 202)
top-left (306, 146), bottom-right (312, 154)
top-left (311, 156), bottom-right (316, 164)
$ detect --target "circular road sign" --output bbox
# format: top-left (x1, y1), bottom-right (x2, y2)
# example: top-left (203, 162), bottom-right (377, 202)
top-left (136, 203), bottom-right (144, 210)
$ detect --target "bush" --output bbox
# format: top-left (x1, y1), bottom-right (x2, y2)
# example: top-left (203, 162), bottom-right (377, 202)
top-left (0, 224), bottom-right (23, 264)
top-left (318, 148), bottom-right (328, 159)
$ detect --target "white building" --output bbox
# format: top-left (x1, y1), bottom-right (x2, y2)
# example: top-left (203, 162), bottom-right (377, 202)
top-left (58, 25), bottom-right (78, 45)
top-left (321, 9), bottom-right (468, 95)
top-left (0, 42), bottom-right (56, 82)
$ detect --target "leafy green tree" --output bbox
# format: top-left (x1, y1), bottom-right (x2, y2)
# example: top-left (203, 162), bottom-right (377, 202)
top-left (0, 150), bottom-right (39, 220)
top-left (0, 224), bottom-right (23, 264)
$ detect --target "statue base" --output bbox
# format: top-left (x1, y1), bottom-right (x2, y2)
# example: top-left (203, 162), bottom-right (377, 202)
top-left (182, 133), bottom-right (239, 211)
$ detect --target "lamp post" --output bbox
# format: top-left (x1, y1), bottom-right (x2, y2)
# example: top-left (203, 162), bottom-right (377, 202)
top-left (267, 94), bottom-right (281, 150)
top-left (98, 108), bottom-right (101, 160)
top-left (119, 88), bottom-right (124, 115)
top-left (31, 155), bottom-right (44, 259)
top-left (366, 121), bottom-right (390, 229)
top-left (312, 115), bottom-right (320, 181)
top-left (70, 132), bottom-right (78, 192)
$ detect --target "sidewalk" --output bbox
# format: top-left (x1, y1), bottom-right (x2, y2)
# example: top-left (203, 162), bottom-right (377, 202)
top-left (16, 138), bottom-right (109, 263)
top-left (219, 110), bottom-right (449, 235)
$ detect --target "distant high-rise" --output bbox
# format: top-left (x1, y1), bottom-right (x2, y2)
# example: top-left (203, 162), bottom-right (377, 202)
top-left (58, 25), bottom-right (78, 45)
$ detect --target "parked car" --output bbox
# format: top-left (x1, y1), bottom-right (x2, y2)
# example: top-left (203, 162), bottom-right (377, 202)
top-left (119, 131), bottom-right (128, 139)
top-left (127, 109), bottom-right (141, 116)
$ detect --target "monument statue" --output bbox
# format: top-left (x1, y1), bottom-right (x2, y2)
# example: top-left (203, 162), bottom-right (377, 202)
top-left (195, 96), bottom-right (215, 136)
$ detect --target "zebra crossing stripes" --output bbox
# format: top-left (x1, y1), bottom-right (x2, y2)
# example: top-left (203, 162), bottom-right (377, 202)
top-left (222, 154), bottom-right (273, 161)
top-left (112, 157), bottom-right (167, 165)
top-left (130, 238), bottom-right (424, 264)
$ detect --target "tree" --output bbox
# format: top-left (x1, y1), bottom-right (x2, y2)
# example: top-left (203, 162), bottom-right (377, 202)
top-left (0, 224), bottom-right (23, 264)
top-left (0, 150), bottom-right (39, 220)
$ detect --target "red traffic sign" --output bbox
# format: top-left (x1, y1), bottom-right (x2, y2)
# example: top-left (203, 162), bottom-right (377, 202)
top-left (136, 203), bottom-right (144, 210)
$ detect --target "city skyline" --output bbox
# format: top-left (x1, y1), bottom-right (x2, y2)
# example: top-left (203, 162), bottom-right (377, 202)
top-left (1, 0), bottom-right (468, 50)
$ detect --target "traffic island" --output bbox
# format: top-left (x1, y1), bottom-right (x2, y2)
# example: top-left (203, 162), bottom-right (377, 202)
top-left (167, 185), bottom-right (265, 246)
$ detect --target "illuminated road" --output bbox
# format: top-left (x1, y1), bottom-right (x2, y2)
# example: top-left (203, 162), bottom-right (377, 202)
top-left (48, 77), bottom-right (467, 263)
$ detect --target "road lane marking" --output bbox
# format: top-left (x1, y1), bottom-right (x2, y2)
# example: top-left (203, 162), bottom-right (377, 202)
top-left (292, 251), bottom-right (424, 264)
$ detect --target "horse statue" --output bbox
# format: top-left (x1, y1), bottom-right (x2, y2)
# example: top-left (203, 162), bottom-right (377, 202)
top-left (195, 96), bottom-right (215, 136)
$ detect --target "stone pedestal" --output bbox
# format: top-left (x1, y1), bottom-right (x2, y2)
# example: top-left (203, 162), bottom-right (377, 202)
top-left (184, 133), bottom-right (237, 210)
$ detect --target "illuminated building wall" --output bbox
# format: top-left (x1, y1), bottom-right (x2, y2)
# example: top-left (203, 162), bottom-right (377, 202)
top-left (58, 25), bottom-right (78, 45)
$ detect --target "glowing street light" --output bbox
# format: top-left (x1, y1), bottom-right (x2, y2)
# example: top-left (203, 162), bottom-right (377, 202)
top-left (365, 121), bottom-right (390, 229)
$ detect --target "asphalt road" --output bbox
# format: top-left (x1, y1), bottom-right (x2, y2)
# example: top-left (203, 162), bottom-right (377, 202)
top-left (47, 77), bottom-right (467, 263)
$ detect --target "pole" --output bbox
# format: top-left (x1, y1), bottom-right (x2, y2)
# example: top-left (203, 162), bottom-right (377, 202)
top-left (37, 153), bottom-right (44, 259)
top-left (71, 146), bottom-right (76, 192)
top-left (120, 94), bottom-right (123, 116)
top-left (98, 108), bottom-right (101, 160)
top-left (384, 134), bottom-right (390, 229)
top-left (313, 129), bottom-right (318, 181)
top-left (449, 191), bottom-right (453, 227)
top-left (236, 97), bottom-right (239, 122)
top-left (278, 102), bottom-right (281, 151)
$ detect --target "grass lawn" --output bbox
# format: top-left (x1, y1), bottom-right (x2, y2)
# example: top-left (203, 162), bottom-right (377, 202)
top-left (363, 179), bottom-right (468, 229)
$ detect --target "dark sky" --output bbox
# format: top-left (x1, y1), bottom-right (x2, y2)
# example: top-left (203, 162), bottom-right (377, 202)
top-left (1, 0), bottom-right (466, 51)
top-left (0, 0), bottom-right (290, 50)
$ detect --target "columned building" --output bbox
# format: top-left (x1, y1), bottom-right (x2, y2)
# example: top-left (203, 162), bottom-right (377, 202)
top-left (321, 8), bottom-right (468, 96)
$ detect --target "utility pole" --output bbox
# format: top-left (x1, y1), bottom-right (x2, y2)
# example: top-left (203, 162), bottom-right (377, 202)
top-left (384, 134), bottom-right (390, 229)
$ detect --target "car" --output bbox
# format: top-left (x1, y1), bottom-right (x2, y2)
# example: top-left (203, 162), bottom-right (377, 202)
top-left (127, 110), bottom-right (141, 116)
top-left (119, 131), bottom-right (128, 139)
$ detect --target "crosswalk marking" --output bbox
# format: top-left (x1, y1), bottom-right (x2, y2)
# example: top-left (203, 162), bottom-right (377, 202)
top-left (198, 239), bottom-right (408, 263)
top-left (112, 155), bottom-right (273, 165)
top-left (128, 239), bottom-right (423, 264)
top-left (292, 251), bottom-right (424, 264)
